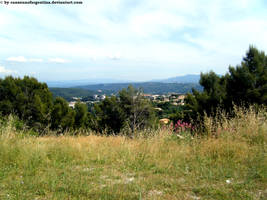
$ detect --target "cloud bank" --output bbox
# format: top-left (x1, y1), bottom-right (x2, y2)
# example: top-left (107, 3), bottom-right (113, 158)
top-left (6, 56), bottom-right (67, 63)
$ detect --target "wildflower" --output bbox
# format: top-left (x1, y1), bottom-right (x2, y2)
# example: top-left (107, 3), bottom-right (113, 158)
top-left (226, 179), bottom-right (231, 184)
top-left (172, 120), bottom-right (194, 134)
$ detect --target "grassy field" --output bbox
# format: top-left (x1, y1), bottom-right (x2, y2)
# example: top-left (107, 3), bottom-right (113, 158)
top-left (0, 108), bottom-right (266, 200)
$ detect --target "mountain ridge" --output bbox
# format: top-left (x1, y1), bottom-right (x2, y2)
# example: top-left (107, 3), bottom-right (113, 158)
top-left (46, 74), bottom-right (201, 87)
top-left (151, 74), bottom-right (200, 83)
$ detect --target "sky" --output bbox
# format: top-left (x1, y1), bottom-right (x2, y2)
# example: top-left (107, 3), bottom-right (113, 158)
top-left (0, 0), bottom-right (267, 82)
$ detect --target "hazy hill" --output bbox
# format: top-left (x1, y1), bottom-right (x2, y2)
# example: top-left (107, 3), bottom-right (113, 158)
top-left (49, 82), bottom-right (202, 102)
top-left (153, 74), bottom-right (200, 83)
top-left (48, 75), bottom-right (203, 100)
top-left (76, 82), bottom-right (202, 95)
top-left (49, 88), bottom-right (101, 101)
top-left (46, 74), bottom-right (200, 88)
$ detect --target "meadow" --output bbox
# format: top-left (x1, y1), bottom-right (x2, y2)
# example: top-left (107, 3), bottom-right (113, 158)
top-left (0, 107), bottom-right (266, 200)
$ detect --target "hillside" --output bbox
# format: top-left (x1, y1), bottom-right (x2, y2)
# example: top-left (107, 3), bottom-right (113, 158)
top-left (76, 82), bottom-right (202, 94)
top-left (154, 74), bottom-right (201, 83)
top-left (49, 88), bottom-right (105, 101)
top-left (46, 75), bottom-right (200, 88)
top-left (49, 82), bottom-right (202, 101)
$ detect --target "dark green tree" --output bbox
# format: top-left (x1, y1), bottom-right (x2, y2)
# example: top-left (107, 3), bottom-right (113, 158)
top-left (0, 76), bottom-right (53, 129)
top-left (51, 97), bottom-right (75, 131)
top-left (185, 72), bottom-right (227, 118)
top-left (183, 46), bottom-right (267, 124)
top-left (119, 85), bottom-right (156, 135)
top-left (89, 86), bottom-right (156, 135)
top-left (226, 46), bottom-right (267, 106)
top-left (0, 76), bottom-right (18, 115)
top-left (90, 96), bottom-right (124, 134)
top-left (74, 101), bottom-right (88, 129)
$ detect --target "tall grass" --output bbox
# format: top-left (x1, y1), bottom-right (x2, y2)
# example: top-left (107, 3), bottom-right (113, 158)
top-left (0, 107), bottom-right (266, 199)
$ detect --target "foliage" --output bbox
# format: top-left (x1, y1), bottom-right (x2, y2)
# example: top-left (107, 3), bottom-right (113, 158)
top-left (90, 86), bottom-right (156, 135)
top-left (0, 76), bottom-right (158, 135)
top-left (90, 96), bottom-right (125, 134)
top-left (0, 76), bottom-right (53, 130)
top-left (153, 101), bottom-right (184, 119)
top-left (119, 86), bottom-right (156, 135)
top-left (0, 77), bottom-right (91, 133)
top-left (226, 46), bottom-right (267, 106)
top-left (50, 97), bottom-right (75, 131)
top-left (183, 46), bottom-right (267, 123)
top-left (74, 101), bottom-right (88, 129)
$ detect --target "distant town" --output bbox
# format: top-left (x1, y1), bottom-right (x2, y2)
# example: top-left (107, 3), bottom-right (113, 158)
top-left (68, 93), bottom-right (186, 108)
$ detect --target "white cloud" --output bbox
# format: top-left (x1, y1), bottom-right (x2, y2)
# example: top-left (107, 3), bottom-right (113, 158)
top-left (7, 56), bottom-right (27, 62)
top-left (48, 58), bottom-right (68, 63)
top-left (6, 56), bottom-right (44, 63)
top-left (28, 58), bottom-right (44, 62)
top-left (0, 66), bottom-right (18, 74)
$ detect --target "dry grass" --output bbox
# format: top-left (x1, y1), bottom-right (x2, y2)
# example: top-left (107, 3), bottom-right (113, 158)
top-left (0, 107), bottom-right (266, 199)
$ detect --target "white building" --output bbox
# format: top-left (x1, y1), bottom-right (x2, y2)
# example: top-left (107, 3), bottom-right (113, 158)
top-left (69, 101), bottom-right (76, 108)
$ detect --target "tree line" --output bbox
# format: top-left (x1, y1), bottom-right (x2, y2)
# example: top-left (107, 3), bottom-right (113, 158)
top-left (0, 77), bottom-right (155, 135)
top-left (182, 46), bottom-right (267, 123)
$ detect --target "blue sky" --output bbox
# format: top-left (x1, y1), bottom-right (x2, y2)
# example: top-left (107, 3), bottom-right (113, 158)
top-left (0, 0), bottom-right (267, 81)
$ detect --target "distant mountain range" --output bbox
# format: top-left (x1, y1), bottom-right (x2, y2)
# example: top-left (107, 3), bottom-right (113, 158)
top-left (50, 82), bottom-right (202, 100)
top-left (46, 74), bottom-right (200, 87)
top-left (76, 82), bottom-right (202, 95)
top-left (48, 74), bottom-right (202, 99)
top-left (154, 74), bottom-right (200, 83)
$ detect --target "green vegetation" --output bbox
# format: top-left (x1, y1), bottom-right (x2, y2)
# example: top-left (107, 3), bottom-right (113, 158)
top-left (0, 76), bottom-right (53, 130)
top-left (0, 107), bottom-right (266, 200)
top-left (49, 87), bottom-right (106, 101)
top-left (89, 86), bottom-right (156, 135)
top-left (0, 77), bottom-right (92, 133)
top-left (153, 101), bottom-right (184, 119)
top-left (0, 77), bottom-right (157, 135)
top-left (183, 46), bottom-right (267, 123)
top-left (50, 97), bottom-right (76, 131)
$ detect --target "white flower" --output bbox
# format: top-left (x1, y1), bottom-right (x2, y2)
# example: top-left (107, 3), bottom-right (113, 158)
top-left (226, 179), bottom-right (231, 184)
